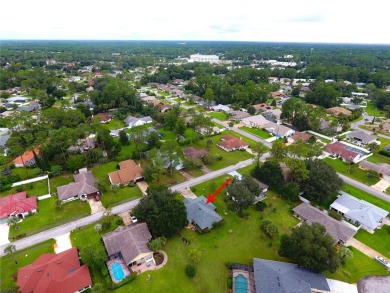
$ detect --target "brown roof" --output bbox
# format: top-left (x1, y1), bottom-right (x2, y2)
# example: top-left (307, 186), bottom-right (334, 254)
top-left (271, 92), bottom-right (286, 98)
top-left (108, 159), bottom-right (143, 185)
top-left (182, 147), bottom-right (208, 159)
top-left (218, 135), bottom-right (249, 150)
top-left (291, 132), bottom-right (312, 142)
top-left (95, 113), bottom-right (112, 122)
top-left (17, 247), bottom-right (92, 293)
top-left (102, 223), bottom-right (152, 266)
top-left (325, 142), bottom-right (359, 161)
top-left (292, 202), bottom-right (356, 243)
top-left (327, 107), bottom-right (352, 116)
top-left (359, 160), bottom-right (390, 177)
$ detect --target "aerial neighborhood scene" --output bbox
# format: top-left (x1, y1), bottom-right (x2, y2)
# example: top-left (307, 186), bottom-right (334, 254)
top-left (1, 1), bottom-right (390, 293)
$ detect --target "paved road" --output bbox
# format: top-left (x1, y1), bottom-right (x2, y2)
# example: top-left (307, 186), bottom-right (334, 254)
top-left (338, 173), bottom-right (390, 203)
top-left (351, 113), bottom-right (390, 140)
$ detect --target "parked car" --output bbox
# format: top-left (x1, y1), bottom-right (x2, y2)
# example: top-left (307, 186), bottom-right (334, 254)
top-left (375, 256), bottom-right (390, 268)
top-left (131, 215), bottom-right (138, 223)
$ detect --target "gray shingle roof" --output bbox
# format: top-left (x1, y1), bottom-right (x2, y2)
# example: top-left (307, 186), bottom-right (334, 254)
top-left (102, 223), bottom-right (152, 266)
top-left (346, 130), bottom-right (376, 143)
top-left (183, 196), bottom-right (222, 230)
top-left (253, 258), bottom-right (330, 293)
top-left (0, 134), bottom-right (10, 149)
top-left (292, 202), bottom-right (356, 243)
top-left (330, 192), bottom-right (389, 231)
top-left (57, 171), bottom-right (98, 200)
top-left (359, 160), bottom-right (390, 177)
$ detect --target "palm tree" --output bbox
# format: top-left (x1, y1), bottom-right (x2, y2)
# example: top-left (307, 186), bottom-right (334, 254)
top-left (4, 244), bottom-right (17, 264)
top-left (7, 216), bottom-right (20, 230)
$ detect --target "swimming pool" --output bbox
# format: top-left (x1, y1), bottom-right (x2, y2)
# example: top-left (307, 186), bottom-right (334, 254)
top-left (111, 262), bottom-right (125, 281)
top-left (234, 274), bottom-right (248, 293)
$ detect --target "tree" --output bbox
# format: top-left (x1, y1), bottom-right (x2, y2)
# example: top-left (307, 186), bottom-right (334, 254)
top-left (338, 247), bottom-right (353, 263)
top-left (185, 264), bottom-right (196, 278)
top-left (252, 142), bottom-right (267, 166)
top-left (160, 140), bottom-right (180, 176)
top-left (54, 199), bottom-right (63, 209)
top-left (66, 154), bottom-right (86, 172)
top-left (146, 131), bottom-right (162, 150)
top-left (119, 130), bottom-right (129, 145)
top-left (302, 160), bottom-right (343, 202)
top-left (50, 165), bottom-right (62, 176)
top-left (270, 140), bottom-right (287, 161)
top-left (260, 219), bottom-right (279, 239)
top-left (175, 117), bottom-right (187, 136)
top-left (279, 223), bottom-right (340, 273)
top-left (305, 82), bottom-right (341, 108)
top-left (252, 161), bottom-right (283, 189)
top-left (278, 182), bottom-right (300, 201)
top-left (367, 142), bottom-right (379, 152)
top-left (80, 246), bottom-right (107, 269)
top-left (287, 139), bottom-right (305, 158)
top-left (204, 88), bottom-right (215, 108)
top-left (147, 148), bottom-right (166, 181)
top-left (4, 244), bottom-right (17, 264)
top-left (188, 248), bottom-right (202, 264)
top-left (132, 185), bottom-right (187, 237)
top-left (226, 176), bottom-right (260, 216)
top-left (94, 224), bottom-right (103, 232)
top-left (148, 237), bottom-right (167, 252)
top-left (285, 158), bottom-right (309, 184)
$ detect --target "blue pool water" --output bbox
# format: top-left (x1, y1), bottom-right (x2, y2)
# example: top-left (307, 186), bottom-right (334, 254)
top-left (111, 262), bottom-right (125, 281)
top-left (234, 274), bottom-right (248, 293)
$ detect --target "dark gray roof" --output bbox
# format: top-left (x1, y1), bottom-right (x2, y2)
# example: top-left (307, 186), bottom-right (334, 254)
top-left (183, 196), bottom-right (222, 230)
top-left (253, 258), bottom-right (330, 293)
top-left (346, 131), bottom-right (376, 143)
top-left (57, 171), bottom-right (97, 200)
top-left (102, 223), bottom-right (152, 266)
top-left (293, 203), bottom-right (356, 243)
top-left (0, 134), bottom-right (10, 149)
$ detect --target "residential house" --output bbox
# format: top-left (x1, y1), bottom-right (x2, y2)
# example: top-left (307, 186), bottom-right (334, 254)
top-left (0, 133), bottom-right (10, 153)
top-left (141, 96), bottom-right (158, 104)
top-left (16, 104), bottom-right (40, 112)
top-left (325, 142), bottom-right (361, 163)
top-left (196, 126), bottom-right (221, 136)
top-left (102, 223), bottom-right (154, 268)
top-left (108, 159), bottom-right (143, 186)
top-left (264, 122), bottom-right (295, 138)
top-left (229, 110), bottom-right (251, 121)
top-left (327, 107), bottom-right (352, 117)
top-left (159, 104), bottom-right (172, 113)
top-left (182, 147), bottom-right (208, 160)
top-left (211, 104), bottom-right (231, 112)
top-left (384, 144), bottom-right (390, 152)
top-left (124, 116), bottom-right (153, 128)
top-left (346, 130), bottom-right (377, 145)
top-left (217, 135), bottom-right (249, 152)
top-left (359, 160), bottom-right (390, 181)
top-left (94, 113), bottom-right (113, 123)
top-left (13, 148), bottom-right (40, 168)
top-left (293, 202), bottom-right (357, 244)
top-left (319, 120), bottom-right (342, 133)
top-left (263, 109), bottom-right (282, 124)
top-left (17, 247), bottom-right (92, 293)
top-left (241, 114), bottom-right (270, 128)
top-left (271, 91), bottom-right (286, 99)
top-left (253, 179), bottom-right (268, 202)
top-left (0, 191), bottom-right (37, 220)
top-left (7, 96), bottom-right (30, 104)
top-left (183, 196), bottom-right (222, 231)
top-left (110, 129), bottom-right (120, 137)
top-left (279, 162), bottom-right (292, 182)
top-left (330, 192), bottom-right (389, 233)
top-left (170, 89), bottom-right (185, 98)
top-left (93, 71), bottom-right (103, 77)
top-left (67, 137), bottom-right (96, 153)
top-left (382, 122), bottom-right (390, 132)
top-left (253, 103), bottom-right (272, 114)
top-left (288, 132), bottom-right (313, 143)
top-left (251, 258), bottom-right (331, 293)
top-left (57, 170), bottom-right (98, 202)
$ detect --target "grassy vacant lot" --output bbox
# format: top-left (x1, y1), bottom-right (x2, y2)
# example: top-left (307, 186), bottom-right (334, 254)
top-left (241, 126), bottom-right (272, 139)
top-left (0, 240), bottom-right (55, 290)
top-left (355, 225), bottom-right (390, 258)
top-left (326, 247), bottom-right (388, 282)
top-left (341, 183), bottom-right (390, 212)
top-left (91, 162), bottom-right (143, 207)
top-left (8, 196), bottom-right (91, 240)
top-left (324, 157), bottom-right (380, 186)
top-left (119, 190), bottom-right (299, 292)
top-left (207, 111), bottom-right (228, 121)
top-left (366, 101), bottom-right (385, 117)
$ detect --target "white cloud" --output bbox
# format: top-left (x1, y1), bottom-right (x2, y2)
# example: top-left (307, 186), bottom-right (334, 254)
top-left (1, 0), bottom-right (389, 44)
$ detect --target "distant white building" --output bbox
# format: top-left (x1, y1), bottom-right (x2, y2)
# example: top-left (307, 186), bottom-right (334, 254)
top-left (189, 54), bottom-right (219, 63)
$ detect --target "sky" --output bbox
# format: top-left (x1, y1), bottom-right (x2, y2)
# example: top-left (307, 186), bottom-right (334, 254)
top-left (1, 0), bottom-right (389, 44)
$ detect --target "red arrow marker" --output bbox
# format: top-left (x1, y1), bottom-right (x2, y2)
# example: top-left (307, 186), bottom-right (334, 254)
top-left (206, 178), bottom-right (232, 204)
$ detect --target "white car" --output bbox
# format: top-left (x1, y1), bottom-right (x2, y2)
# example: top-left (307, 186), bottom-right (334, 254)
top-left (131, 215), bottom-right (138, 223)
top-left (375, 256), bottom-right (390, 268)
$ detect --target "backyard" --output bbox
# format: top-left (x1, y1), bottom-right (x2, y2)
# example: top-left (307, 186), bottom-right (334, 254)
top-left (8, 196), bottom-right (91, 240)
top-left (240, 126), bottom-right (272, 139)
top-left (354, 225), bottom-right (390, 258)
top-left (0, 240), bottom-right (55, 291)
top-left (101, 117), bottom-right (126, 130)
top-left (324, 157), bottom-right (381, 186)
top-left (366, 102), bottom-right (385, 117)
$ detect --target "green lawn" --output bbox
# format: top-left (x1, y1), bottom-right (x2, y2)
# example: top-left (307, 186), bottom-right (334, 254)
top-left (326, 247), bottom-right (388, 282)
top-left (101, 117), bottom-right (126, 130)
top-left (8, 196), bottom-right (91, 240)
top-left (5, 167), bottom-right (41, 181)
top-left (367, 153), bottom-right (390, 165)
top-left (366, 101), bottom-right (385, 117)
top-left (241, 126), bottom-right (272, 139)
top-left (91, 162), bottom-right (143, 207)
top-left (341, 183), bottom-right (390, 212)
top-left (0, 240), bottom-right (55, 290)
top-left (354, 225), bottom-right (390, 258)
top-left (324, 158), bottom-right (380, 186)
top-left (207, 111), bottom-right (228, 121)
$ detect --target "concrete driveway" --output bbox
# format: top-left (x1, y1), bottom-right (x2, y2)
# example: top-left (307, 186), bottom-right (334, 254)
top-left (347, 238), bottom-right (390, 263)
top-left (54, 232), bottom-right (72, 254)
top-left (87, 198), bottom-right (105, 214)
top-left (0, 223), bottom-right (10, 246)
top-left (136, 181), bottom-right (149, 195)
top-left (371, 179), bottom-right (390, 192)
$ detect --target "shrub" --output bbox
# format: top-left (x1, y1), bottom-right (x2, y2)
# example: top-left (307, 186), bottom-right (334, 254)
top-left (101, 221), bottom-right (111, 231)
top-left (225, 262), bottom-right (234, 269)
top-left (379, 149), bottom-right (390, 157)
top-left (227, 276), bottom-right (233, 288)
top-left (255, 201), bottom-right (267, 211)
top-left (116, 218), bottom-right (124, 225)
top-left (328, 209), bottom-right (342, 221)
top-left (185, 264), bottom-right (196, 278)
top-left (127, 182), bottom-right (136, 187)
top-left (131, 271), bottom-right (138, 280)
top-left (15, 185), bottom-right (24, 192)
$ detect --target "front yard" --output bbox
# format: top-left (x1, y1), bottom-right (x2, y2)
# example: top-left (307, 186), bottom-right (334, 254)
top-left (101, 117), bottom-right (126, 130)
top-left (207, 111), bottom-right (228, 121)
top-left (354, 225), bottom-right (390, 258)
top-left (240, 126), bottom-right (272, 139)
top-left (324, 157), bottom-right (381, 186)
top-left (8, 196), bottom-right (91, 240)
